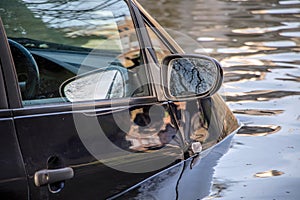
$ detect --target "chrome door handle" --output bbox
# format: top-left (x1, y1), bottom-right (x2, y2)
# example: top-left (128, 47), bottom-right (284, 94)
top-left (34, 167), bottom-right (74, 187)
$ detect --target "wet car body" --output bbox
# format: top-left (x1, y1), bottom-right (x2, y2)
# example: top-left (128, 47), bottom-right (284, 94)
top-left (0, 0), bottom-right (239, 199)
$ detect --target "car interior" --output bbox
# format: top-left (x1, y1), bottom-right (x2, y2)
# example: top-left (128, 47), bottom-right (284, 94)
top-left (8, 37), bottom-right (149, 106)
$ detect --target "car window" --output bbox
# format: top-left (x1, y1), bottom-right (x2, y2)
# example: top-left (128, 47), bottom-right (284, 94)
top-left (146, 25), bottom-right (172, 64)
top-left (0, 0), bottom-right (150, 106)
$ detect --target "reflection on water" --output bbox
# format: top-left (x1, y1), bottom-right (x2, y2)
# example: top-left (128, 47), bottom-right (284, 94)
top-left (279, 1), bottom-right (300, 5)
top-left (245, 40), bottom-right (297, 47)
top-left (254, 170), bottom-right (285, 178)
top-left (277, 73), bottom-right (300, 82)
top-left (139, 0), bottom-right (300, 199)
top-left (280, 31), bottom-right (300, 37)
top-left (251, 8), bottom-right (300, 15)
top-left (237, 125), bottom-right (281, 136)
top-left (233, 109), bottom-right (284, 116)
top-left (232, 22), bottom-right (300, 34)
top-left (225, 90), bottom-right (300, 102)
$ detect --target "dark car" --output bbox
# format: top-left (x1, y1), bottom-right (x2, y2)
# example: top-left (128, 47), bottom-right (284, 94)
top-left (0, 0), bottom-right (240, 199)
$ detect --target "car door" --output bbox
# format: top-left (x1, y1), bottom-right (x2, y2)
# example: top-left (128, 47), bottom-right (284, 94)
top-left (1, 0), bottom-right (184, 199)
top-left (0, 24), bottom-right (28, 199)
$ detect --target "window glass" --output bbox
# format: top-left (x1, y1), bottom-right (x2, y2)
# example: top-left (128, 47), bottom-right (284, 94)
top-left (146, 25), bottom-right (172, 64)
top-left (0, 0), bottom-right (149, 105)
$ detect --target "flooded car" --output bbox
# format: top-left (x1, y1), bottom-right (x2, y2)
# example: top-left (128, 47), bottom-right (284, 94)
top-left (0, 0), bottom-right (240, 199)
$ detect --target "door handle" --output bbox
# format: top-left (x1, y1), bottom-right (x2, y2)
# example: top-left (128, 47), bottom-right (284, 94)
top-left (34, 167), bottom-right (74, 187)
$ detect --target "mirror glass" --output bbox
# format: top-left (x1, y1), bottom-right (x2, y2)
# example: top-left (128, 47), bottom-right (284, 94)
top-left (168, 57), bottom-right (218, 97)
top-left (63, 69), bottom-right (124, 102)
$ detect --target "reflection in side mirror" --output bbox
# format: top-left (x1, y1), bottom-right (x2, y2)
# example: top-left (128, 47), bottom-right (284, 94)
top-left (61, 68), bottom-right (125, 102)
top-left (162, 54), bottom-right (223, 100)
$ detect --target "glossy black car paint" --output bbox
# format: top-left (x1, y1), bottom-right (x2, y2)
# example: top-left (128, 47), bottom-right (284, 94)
top-left (110, 129), bottom-right (237, 200)
top-left (0, 0), bottom-right (239, 199)
top-left (0, 18), bottom-right (28, 199)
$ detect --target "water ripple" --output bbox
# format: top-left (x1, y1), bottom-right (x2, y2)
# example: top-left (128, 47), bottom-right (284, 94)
top-left (233, 109), bottom-right (284, 116)
top-left (225, 90), bottom-right (300, 102)
top-left (280, 31), bottom-right (300, 38)
top-left (245, 40), bottom-right (297, 48)
top-left (279, 0), bottom-right (300, 5)
top-left (276, 74), bottom-right (300, 82)
top-left (232, 22), bottom-right (300, 34)
top-left (251, 8), bottom-right (300, 15)
top-left (237, 125), bottom-right (281, 136)
top-left (221, 52), bottom-right (300, 67)
top-left (254, 170), bottom-right (285, 178)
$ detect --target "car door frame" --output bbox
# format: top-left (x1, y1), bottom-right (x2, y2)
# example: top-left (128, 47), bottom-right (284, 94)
top-left (0, 18), bottom-right (28, 199)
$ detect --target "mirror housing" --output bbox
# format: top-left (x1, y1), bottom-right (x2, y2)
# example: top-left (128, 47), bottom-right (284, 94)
top-left (161, 54), bottom-right (223, 101)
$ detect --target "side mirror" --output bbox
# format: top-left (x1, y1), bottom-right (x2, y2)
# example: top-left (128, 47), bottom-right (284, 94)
top-left (162, 54), bottom-right (223, 100)
top-left (60, 67), bottom-right (126, 102)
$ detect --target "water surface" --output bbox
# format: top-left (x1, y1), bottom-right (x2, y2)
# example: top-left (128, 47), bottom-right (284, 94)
top-left (139, 0), bottom-right (300, 199)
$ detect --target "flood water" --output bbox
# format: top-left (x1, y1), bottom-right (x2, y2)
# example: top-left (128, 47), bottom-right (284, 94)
top-left (139, 0), bottom-right (300, 199)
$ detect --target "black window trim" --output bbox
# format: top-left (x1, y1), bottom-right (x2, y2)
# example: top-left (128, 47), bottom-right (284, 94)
top-left (0, 62), bottom-right (8, 110)
top-left (128, 0), bottom-right (159, 99)
top-left (0, 18), bottom-right (22, 109)
top-left (133, 0), bottom-right (184, 55)
top-left (12, 96), bottom-right (158, 117)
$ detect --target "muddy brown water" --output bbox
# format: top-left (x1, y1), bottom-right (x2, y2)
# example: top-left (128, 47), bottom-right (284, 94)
top-left (139, 0), bottom-right (300, 199)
